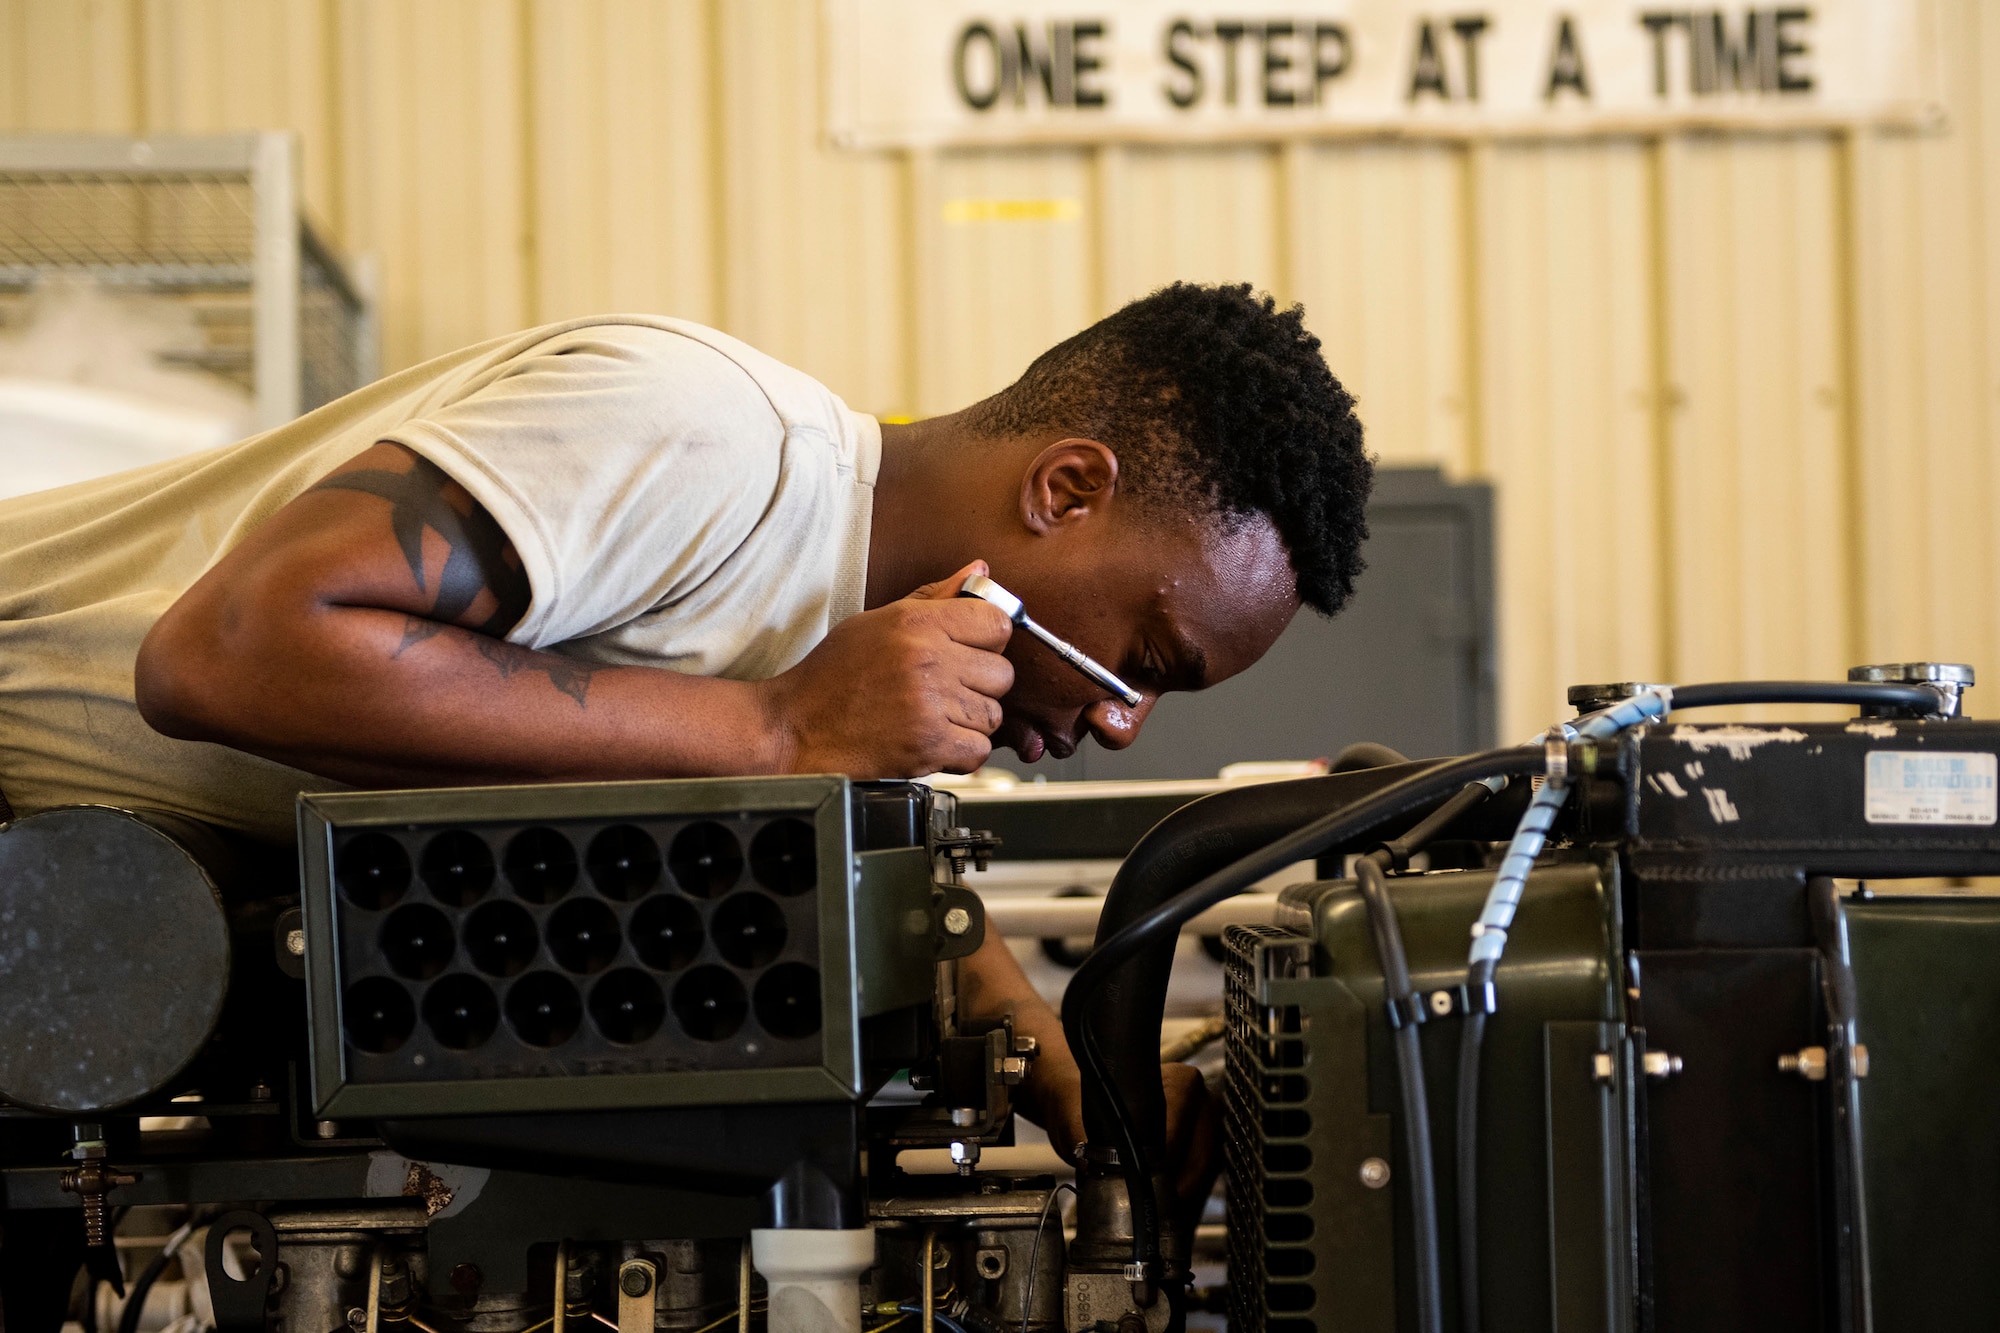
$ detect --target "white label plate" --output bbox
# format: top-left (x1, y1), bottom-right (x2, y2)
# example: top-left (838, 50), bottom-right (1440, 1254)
top-left (1864, 751), bottom-right (1998, 825)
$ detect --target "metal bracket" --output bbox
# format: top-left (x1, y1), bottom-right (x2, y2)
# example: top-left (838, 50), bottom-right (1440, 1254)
top-left (616, 1259), bottom-right (656, 1333)
top-left (205, 1211), bottom-right (280, 1333)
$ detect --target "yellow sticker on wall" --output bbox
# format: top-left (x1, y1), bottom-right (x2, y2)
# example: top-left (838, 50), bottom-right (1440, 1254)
top-left (940, 197), bottom-right (1083, 224)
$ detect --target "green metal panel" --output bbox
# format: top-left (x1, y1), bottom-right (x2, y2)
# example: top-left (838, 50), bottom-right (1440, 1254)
top-left (1226, 859), bottom-right (1627, 1332)
top-left (1846, 894), bottom-right (2000, 1325)
top-left (855, 845), bottom-right (937, 1018)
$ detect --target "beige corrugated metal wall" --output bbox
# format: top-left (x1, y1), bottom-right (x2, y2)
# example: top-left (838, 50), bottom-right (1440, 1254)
top-left (4, 0), bottom-right (1996, 743)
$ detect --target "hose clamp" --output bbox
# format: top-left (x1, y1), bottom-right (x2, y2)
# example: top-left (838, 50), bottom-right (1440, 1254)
top-left (1543, 730), bottom-right (1571, 790)
top-left (1383, 992), bottom-right (1428, 1029)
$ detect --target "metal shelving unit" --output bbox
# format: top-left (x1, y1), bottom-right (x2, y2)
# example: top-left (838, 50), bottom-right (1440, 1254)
top-left (0, 132), bottom-right (375, 431)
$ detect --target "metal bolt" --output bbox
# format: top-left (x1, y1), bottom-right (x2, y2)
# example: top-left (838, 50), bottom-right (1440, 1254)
top-left (316, 1120), bottom-right (340, 1139)
top-left (286, 928), bottom-right (306, 957)
top-left (618, 1262), bottom-right (653, 1298)
top-left (346, 1309), bottom-right (367, 1332)
top-left (250, 1081), bottom-right (274, 1101)
top-left (1778, 1046), bottom-right (1828, 1081)
top-left (1853, 1044), bottom-right (1870, 1078)
top-left (71, 1123), bottom-right (106, 1162)
top-left (1642, 1051), bottom-right (1683, 1080)
top-left (1429, 990), bottom-right (1454, 1017)
top-left (943, 907), bottom-right (972, 936)
top-left (950, 1106), bottom-right (979, 1127)
top-left (449, 1264), bottom-right (483, 1299)
top-left (1358, 1157), bottom-right (1391, 1189)
top-left (950, 1140), bottom-right (981, 1175)
top-left (1592, 1053), bottom-right (1616, 1084)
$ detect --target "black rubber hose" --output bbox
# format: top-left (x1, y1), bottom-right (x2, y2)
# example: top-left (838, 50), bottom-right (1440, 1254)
top-left (1669, 680), bottom-right (1941, 712)
top-left (1457, 956), bottom-right (1497, 1333)
top-left (1358, 854), bottom-right (1443, 1333)
top-left (1063, 747), bottom-right (1545, 1270)
top-left (116, 1219), bottom-right (195, 1333)
top-left (1074, 756), bottom-right (1532, 1171)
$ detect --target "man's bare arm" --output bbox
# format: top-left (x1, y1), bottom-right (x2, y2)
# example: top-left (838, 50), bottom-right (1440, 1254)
top-left (136, 442), bottom-right (1015, 786)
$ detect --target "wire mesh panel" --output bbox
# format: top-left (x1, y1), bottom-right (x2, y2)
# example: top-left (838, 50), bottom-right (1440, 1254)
top-left (0, 134), bottom-right (372, 426)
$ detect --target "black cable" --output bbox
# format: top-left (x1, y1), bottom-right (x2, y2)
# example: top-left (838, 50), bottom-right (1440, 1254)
top-left (1379, 779), bottom-right (1504, 1333)
top-left (1457, 956), bottom-right (1496, 1333)
top-left (1060, 747), bottom-right (1544, 1274)
top-left (1358, 853), bottom-right (1443, 1333)
top-left (117, 1216), bottom-right (199, 1333)
top-left (1669, 680), bottom-right (1940, 712)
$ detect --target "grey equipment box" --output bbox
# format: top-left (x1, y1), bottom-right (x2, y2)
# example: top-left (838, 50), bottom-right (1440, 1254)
top-left (298, 775), bottom-right (939, 1120)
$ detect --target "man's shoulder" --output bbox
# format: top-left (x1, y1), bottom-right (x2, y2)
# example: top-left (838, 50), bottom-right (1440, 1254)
top-left (518, 315), bottom-right (851, 439)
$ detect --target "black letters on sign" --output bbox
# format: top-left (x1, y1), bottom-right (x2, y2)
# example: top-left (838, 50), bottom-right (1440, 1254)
top-left (954, 22), bottom-right (1003, 110)
top-left (1637, 8), bottom-right (1816, 98)
top-left (1215, 21), bottom-right (1248, 105)
top-left (1451, 15), bottom-right (1490, 100)
top-left (1545, 13), bottom-right (1590, 100)
top-left (1261, 21), bottom-right (1296, 106)
top-left (1774, 8), bottom-right (1813, 92)
top-left (1313, 23), bottom-right (1351, 102)
top-left (1409, 13), bottom-right (1490, 103)
top-left (954, 18), bottom-right (1111, 112)
top-left (1073, 19), bottom-right (1107, 106)
top-left (1408, 19), bottom-right (1449, 100)
top-left (1164, 19), bottom-right (1202, 108)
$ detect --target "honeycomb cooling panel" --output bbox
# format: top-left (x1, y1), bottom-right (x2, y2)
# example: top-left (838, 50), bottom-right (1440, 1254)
top-left (330, 811), bottom-right (826, 1082)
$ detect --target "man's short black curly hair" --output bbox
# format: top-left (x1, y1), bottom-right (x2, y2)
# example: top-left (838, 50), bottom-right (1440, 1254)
top-left (967, 282), bottom-right (1371, 616)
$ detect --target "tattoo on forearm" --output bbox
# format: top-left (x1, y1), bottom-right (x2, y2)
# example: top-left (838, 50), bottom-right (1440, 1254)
top-left (475, 636), bottom-right (598, 709)
top-left (393, 617), bottom-right (447, 658)
top-left (318, 452), bottom-right (591, 707)
top-left (315, 456), bottom-right (530, 635)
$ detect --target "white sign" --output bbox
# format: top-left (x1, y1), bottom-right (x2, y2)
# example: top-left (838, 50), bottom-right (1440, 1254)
top-left (824, 1), bottom-right (1943, 147)
top-left (1864, 750), bottom-right (1998, 826)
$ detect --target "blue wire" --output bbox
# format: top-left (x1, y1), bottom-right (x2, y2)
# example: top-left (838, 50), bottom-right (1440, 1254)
top-left (897, 1307), bottom-right (971, 1333)
top-left (1469, 688), bottom-right (1673, 967)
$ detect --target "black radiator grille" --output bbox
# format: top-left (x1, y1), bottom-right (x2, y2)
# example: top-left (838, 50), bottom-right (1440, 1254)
top-left (1224, 923), bottom-right (1320, 1333)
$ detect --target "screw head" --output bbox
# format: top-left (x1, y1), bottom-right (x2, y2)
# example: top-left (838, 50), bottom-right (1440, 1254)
top-left (449, 1265), bottom-right (483, 1298)
top-left (1358, 1157), bottom-right (1391, 1189)
top-left (286, 928), bottom-right (306, 956)
top-left (943, 906), bottom-right (972, 936)
top-left (619, 1263), bottom-right (653, 1298)
top-left (1428, 990), bottom-right (1454, 1017)
top-left (346, 1308), bottom-right (367, 1331)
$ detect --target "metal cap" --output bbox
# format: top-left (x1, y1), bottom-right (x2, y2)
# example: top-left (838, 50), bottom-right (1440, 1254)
top-left (1849, 663), bottom-right (1974, 719)
top-left (1568, 682), bottom-right (1670, 715)
top-left (1847, 662), bottom-right (1975, 686)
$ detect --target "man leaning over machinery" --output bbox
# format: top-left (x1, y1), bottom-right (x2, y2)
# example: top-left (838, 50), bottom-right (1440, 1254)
top-left (0, 280), bottom-right (1373, 1213)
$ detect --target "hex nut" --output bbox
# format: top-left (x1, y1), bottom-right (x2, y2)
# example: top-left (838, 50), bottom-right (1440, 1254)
top-left (1778, 1046), bottom-right (1828, 1081)
top-left (619, 1263), bottom-right (653, 1298)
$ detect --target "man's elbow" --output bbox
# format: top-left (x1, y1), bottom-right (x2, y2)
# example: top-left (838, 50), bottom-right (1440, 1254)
top-left (135, 599), bottom-right (245, 743)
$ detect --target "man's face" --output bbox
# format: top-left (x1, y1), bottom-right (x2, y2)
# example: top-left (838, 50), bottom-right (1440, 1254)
top-left (987, 511), bottom-right (1300, 763)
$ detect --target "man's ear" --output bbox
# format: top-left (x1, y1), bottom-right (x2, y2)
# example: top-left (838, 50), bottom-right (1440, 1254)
top-left (1020, 438), bottom-right (1119, 535)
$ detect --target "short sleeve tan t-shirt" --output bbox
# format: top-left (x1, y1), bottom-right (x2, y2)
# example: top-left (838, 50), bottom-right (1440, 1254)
top-left (0, 316), bottom-right (881, 842)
